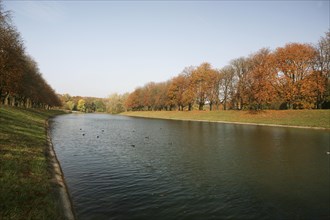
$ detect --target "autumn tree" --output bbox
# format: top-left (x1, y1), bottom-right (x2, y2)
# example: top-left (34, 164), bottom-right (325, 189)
top-left (153, 81), bottom-right (170, 110)
top-left (125, 81), bottom-right (171, 111)
top-left (244, 48), bottom-right (278, 110)
top-left (206, 69), bottom-right (221, 111)
top-left (20, 56), bottom-right (42, 107)
top-left (123, 34), bottom-right (328, 111)
top-left (191, 63), bottom-right (218, 110)
top-left (167, 66), bottom-right (197, 111)
top-left (125, 87), bottom-right (144, 111)
top-left (84, 100), bottom-right (96, 113)
top-left (0, 3), bottom-right (25, 105)
top-left (12, 54), bottom-right (61, 108)
top-left (0, 2), bottom-right (61, 108)
top-left (106, 93), bottom-right (128, 114)
top-left (273, 43), bottom-right (317, 109)
top-left (94, 99), bottom-right (106, 112)
top-left (180, 66), bottom-right (196, 111)
top-left (77, 99), bottom-right (86, 112)
top-left (59, 93), bottom-right (75, 110)
top-left (191, 63), bottom-right (207, 110)
top-left (66, 101), bottom-right (75, 111)
top-left (168, 74), bottom-right (188, 111)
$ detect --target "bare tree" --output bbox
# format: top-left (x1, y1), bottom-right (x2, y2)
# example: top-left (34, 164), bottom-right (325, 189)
top-left (219, 65), bottom-right (235, 110)
top-left (313, 31), bottom-right (330, 108)
top-left (230, 57), bottom-right (250, 109)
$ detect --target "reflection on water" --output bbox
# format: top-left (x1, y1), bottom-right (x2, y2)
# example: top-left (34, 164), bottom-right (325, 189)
top-left (50, 114), bottom-right (330, 220)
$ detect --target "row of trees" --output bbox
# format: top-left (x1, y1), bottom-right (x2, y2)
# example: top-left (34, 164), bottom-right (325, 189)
top-left (59, 94), bottom-right (106, 113)
top-left (0, 2), bottom-right (61, 108)
top-left (60, 31), bottom-right (329, 114)
top-left (126, 32), bottom-right (329, 111)
top-left (59, 93), bottom-right (129, 114)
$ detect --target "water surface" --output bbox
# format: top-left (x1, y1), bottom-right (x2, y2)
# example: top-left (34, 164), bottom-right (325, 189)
top-left (50, 114), bottom-right (330, 219)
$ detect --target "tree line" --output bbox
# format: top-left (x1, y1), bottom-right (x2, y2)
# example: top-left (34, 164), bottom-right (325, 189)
top-left (61, 32), bottom-right (329, 114)
top-left (125, 32), bottom-right (329, 111)
top-left (59, 93), bottom-right (130, 114)
top-left (2, 0), bottom-right (328, 112)
top-left (0, 2), bottom-right (61, 109)
top-left (58, 94), bottom-right (107, 113)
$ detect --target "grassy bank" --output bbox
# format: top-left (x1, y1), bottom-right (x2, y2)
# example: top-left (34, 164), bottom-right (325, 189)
top-left (0, 106), bottom-right (65, 219)
top-left (122, 110), bottom-right (330, 129)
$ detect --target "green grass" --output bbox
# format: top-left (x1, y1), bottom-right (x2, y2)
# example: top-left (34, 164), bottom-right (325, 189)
top-left (122, 110), bottom-right (330, 129)
top-left (0, 106), bottom-right (66, 220)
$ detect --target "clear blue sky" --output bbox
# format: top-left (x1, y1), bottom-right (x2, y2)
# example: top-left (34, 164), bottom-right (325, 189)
top-left (3, 1), bottom-right (329, 98)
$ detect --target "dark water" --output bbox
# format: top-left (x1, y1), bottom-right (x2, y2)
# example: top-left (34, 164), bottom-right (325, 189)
top-left (50, 114), bottom-right (330, 220)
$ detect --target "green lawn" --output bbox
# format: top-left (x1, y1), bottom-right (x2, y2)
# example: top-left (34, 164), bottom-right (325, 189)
top-left (122, 110), bottom-right (330, 129)
top-left (0, 106), bottom-right (66, 220)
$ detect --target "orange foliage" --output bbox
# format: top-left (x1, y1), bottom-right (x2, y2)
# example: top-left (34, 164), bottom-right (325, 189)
top-left (274, 43), bottom-right (318, 109)
top-left (125, 32), bottom-right (329, 111)
top-left (244, 48), bottom-right (278, 109)
top-left (1, 4), bottom-right (61, 108)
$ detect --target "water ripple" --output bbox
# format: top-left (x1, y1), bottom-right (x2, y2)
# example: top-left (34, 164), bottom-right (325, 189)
top-left (50, 114), bottom-right (330, 220)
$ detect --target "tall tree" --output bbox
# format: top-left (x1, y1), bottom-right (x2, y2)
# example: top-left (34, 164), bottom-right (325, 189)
top-left (313, 31), bottom-right (330, 108)
top-left (191, 63), bottom-right (217, 110)
top-left (230, 57), bottom-right (250, 109)
top-left (77, 99), bottom-right (86, 112)
top-left (274, 43), bottom-right (317, 109)
top-left (244, 48), bottom-right (278, 110)
top-left (206, 69), bottom-right (221, 111)
top-left (0, 2), bottom-right (61, 108)
top-left (0, 2), bottom-right (25, 104)
top-left (168, 74), bottom-right (188, 111)
top-left (180, 66), bottom-right (196, 111)
top-left (219, 65), bottom-right (235, 110)
top-left (125, 87), bottom-right (144, 111)
top-left (153, 81), bottom-right (170, 110)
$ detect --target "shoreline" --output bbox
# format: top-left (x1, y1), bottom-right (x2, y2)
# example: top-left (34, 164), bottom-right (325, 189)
top-left (122, 114), bottom-right (329, 130)
top-left (46, 119), bottom-right (76, 220)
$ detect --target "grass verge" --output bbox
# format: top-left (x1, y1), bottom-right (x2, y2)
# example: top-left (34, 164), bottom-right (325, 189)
top-left (121, 110), bottom-right (330, 129)
top-left (0, 106), bottom-right (66, 219)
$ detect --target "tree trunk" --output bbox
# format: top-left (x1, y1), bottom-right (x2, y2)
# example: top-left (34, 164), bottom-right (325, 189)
top-left (4, 93), bottom-right (9, 105)
top-left (239, 97), bottom-right (243, 110)
top-left (199, 103), bottom-right (204, 110)
top-left (10, 96), bottom-right (15, 106)
top-left (25, 98), bottom-right (31, 108)
top-left (209, 102), bottom-right (213, 111)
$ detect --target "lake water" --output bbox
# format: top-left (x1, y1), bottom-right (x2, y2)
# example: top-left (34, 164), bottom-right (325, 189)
top-left (50, 114), bottom-right (330, 220)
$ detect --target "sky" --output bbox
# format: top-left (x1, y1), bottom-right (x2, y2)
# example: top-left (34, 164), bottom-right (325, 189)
top-left (3, 1), bottom-right (330, 98)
